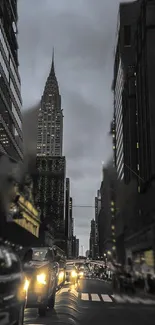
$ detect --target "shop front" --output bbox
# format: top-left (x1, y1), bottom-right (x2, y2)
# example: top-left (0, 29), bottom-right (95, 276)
top-left (6, 194), bottom-right (40, 247)
top-left (125, 224), bottom-right (155, 274)
top-left (132, 250), bottom-right (154, 275)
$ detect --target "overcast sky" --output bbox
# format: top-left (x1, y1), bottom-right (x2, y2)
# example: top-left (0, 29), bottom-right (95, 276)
top-left (18, 0), bottom-right (130, 253)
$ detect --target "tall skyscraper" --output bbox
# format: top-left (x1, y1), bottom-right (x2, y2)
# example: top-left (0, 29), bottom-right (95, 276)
top-left (76, 239), bottom-right (79, 257)
top-left (69, 197), bottom-right (73, 236)
top-left (72, 235), bottom-right (79, 258)
top-left (95, 189), bottom-right (101, 254)
top-left (65, 178), bottom-right (73, 256)
top-left (89, 219), bottom-right (96, 259)
top-left (35, 51), bottom-right (66, 247)
top-left (0, 0), bottom-right (23, 161)
top-left (112, 0), bottom-right (155, 267)
top-left (65, 178), bottom-right (70, 238)
top-left (98, 166), bottom-right (117, 258)
top-left (112, 0), bottom-right (141, 181)
top-left (37, 50), bottom-right (63, 157)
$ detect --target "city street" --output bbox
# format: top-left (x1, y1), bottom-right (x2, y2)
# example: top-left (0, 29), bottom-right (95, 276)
top-left (24, 278), bottom-right (155, 325)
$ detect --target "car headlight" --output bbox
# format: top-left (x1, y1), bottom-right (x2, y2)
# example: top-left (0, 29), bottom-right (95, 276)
top-left (24, 278), bottom-right (30, 292)
top-left (79, 271), bottom-right (84, 277)
top-left (36, 273), bottom-right (47, 285)
top-left (59, 271), bottom-right (64, 281)
top-left (71, 270), bottom-right (77, 278)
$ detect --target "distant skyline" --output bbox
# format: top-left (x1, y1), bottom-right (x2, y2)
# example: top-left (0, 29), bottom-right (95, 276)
top-left (18, 0), bottom-right (132, 250)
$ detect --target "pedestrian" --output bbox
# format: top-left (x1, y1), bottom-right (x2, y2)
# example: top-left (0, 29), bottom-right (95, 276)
top-left (144, 274), bottom-right (149, 293)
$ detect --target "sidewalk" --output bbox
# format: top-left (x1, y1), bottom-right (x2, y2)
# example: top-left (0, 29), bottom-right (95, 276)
top-left (137, 289), bottom-right (155, 301)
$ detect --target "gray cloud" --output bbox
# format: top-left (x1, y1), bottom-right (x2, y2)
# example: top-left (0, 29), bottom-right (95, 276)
top-left (18, 0), bottom-right (131, 252)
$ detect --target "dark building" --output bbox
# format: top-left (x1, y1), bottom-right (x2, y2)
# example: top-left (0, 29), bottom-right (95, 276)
top-left (85, 250), bottom-right (90, 258)
top-left (35, 49), bottom-right (66, 250)
top-left (72, 235), bottom-right (78, 258)
top-left (35, 156), bottom-right (66, 248)
top-left (112, 0), bottom-right (155, 270)
top-left (126, 0), bottom-right (155, 270)
top-left (98, 165), bottom-right (117, 258)
top-left (0, 1), bottom-right (34, 246)
top-left (112, 0), bottom-right (141, 265)
top-left (0, 0), bottom-right (23, 161)
top-left (89, 219), bottom-right (96, 259)
top-left (69, 197), bottom-right (73, 257)
top-left (112, 0), bottom-right (141, 181)
top-left (76, 238), bottom-right (79, 258)
top-left (135, 0), bottom-right (155, 190)
top-left (95, 190), bottom-right (101, 257)
top-left (65, 178), bottom-right (72, 257)
top-left (37, 50), bottom-right (63, 157)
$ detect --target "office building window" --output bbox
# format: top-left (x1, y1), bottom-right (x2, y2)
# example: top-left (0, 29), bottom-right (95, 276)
top-left (124, 25), bottom-right (131, 46)
top-left (0, 27), bottom-right (9, 60)
top-left (0, 51), bottom-right (9, 81)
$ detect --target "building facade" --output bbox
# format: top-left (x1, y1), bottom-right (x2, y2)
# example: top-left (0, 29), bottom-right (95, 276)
top-left (98, 165), bottom-right (117, 258)
top-left (112, 0), bottom-right (155, 270)
top-left (0, 0), bottom-right (23, 161)
top-left (35, 156), bottom-right (66, 247)
top-left (37, 51), bottom-right (63, 157)
top-left (112, 0), bottom-right (141, 181)
top-left (35, 49), bottom-right (67, 249)
top-left (65, 178), bottom-right (72, 256)
top-left (68, 197), bottom-right (73, 257)
top-left (76, 238), bottom-right (79, 258)
top-left (5, 177), bottom-right (40, 247)
top-left (72, 235), bottom-right (78, 258)
top-left (95, 189), bottom-right (101, 257)
top-left (89, 219), bottom-right (96, 259)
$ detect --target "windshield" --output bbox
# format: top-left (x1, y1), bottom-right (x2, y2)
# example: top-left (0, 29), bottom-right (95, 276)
top-left (66, 265), bottom-right (75, 270)
top-left (32, 248), bottom-right (48, 261)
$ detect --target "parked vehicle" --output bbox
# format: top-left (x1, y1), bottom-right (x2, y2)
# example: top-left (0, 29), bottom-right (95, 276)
top-left (0, 243), bottom-right (27, 325)
top-left (22, 246), bottom-right (61, 317)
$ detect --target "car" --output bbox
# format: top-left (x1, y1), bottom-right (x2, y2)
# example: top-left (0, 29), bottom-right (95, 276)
top-left (0, 243), bottom-right (27, 325)
top-left (22, 247), bottom-right (60, 317)
top-left (85, 271), bottom-right (93, 279)
top-left (65, 264), bottom-right (78, 284)
top-left (78, 267), bottom-right (85, 279)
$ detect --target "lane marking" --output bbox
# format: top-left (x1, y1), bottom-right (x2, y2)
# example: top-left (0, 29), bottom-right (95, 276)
top-left (113, 294), bottom-right (126, 303)
top-left (91, 294), bottom-right (100, 301)
top-left (81, 293), bottom-right (89, 300)
top-left (101, 294), bottom-right (112, 302)
top-left (71, 289), bottom-right (78, 297)
top-left (123, 295), bottom-right (136, 303)
top-left (60, 288), bottom-right (69, 293)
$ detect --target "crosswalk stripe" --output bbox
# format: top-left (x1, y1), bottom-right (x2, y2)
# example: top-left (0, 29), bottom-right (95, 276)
top-left (101, 294), bottom-right (112, 302)
top-left (81, 293), bottom-right (89, 300)
top-left (91, 294), bottom-right (100, 301)
top-left (59, 289), bottom-right (155, 305)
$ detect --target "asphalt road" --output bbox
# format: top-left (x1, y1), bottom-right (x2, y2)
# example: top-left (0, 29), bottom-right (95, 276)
top-left (24, 278), bottom-right (155, 325)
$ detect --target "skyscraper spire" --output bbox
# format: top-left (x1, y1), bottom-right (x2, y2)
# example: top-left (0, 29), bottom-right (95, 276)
top-left (37, 47), bottom-right (63, 157)
top-left (51, 47), bottom-right (55, 74)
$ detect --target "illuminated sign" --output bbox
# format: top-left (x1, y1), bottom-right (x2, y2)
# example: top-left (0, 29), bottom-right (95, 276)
top-left (13, 194), bottom-right (40, 237)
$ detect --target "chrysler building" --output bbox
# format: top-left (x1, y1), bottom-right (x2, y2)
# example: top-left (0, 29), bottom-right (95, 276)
top-left (37, 51), bottom-right (63, 156)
